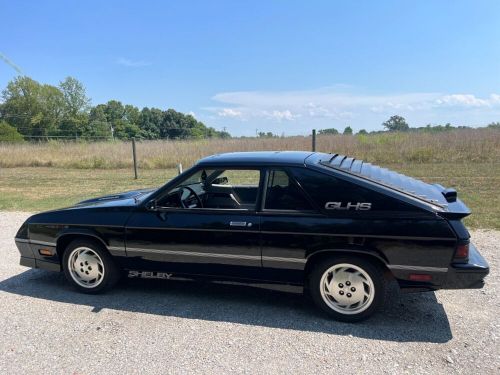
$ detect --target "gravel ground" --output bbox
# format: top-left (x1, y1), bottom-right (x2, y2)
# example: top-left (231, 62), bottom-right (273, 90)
top-left (0, 212), bottom-right (498, 374)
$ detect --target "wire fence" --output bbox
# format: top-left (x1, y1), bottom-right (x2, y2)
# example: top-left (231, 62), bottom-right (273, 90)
top-left (7, 127), bottom-right (229, 141)
top-left (0, 129), bottom-right (319, 178)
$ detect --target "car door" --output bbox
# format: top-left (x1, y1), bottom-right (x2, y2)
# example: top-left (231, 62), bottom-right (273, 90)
top-left (124, 167), bottom-right (263, 280)
top-left (259, 168), bottom-right (324, 284)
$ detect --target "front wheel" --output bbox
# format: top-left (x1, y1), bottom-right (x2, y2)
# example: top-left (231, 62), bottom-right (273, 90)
top-left (308, 256), bottom-right (386, 322)
top-left (62, 239), bottom-right (120, 294)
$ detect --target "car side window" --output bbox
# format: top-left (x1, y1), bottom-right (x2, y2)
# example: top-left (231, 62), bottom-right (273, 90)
top-left (157, 168), bottom-right (261, 210)
top-left (204, 169), bottom-right (261, 209)
top-left (264, 170), bottom-right (314, 211)
top-left (290, 167), bottom-right (417, 212)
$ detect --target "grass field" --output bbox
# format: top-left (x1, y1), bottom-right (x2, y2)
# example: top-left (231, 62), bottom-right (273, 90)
top-left (0, 163), bottom-right (498, 229)
top-left (1, 129), bottom-right (498, 228)
top-left (0, 128), bottom-right (499, 169)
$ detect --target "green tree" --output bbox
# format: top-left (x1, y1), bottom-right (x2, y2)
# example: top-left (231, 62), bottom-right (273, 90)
top-left (214, 129), bottom-right (231, 138)
top-left (257, 131), bottom-right (275, 138)
top-left (357, 129), bottom-right (368, 135)
top-left (382, 115), bottom-right (409, 132)
top-left (343, 126), bottom-right (353, 135)
top-left (160, 109), bottom-right (214, 139)
top-left (0, 120), bottom-right (24, 142)
top-left (318, 128), bottom-right (339, 135)
top-left (88, 100), bottom-right (141, 140)
top-left (139, 107), bottom-right (163, 139)
top-left (0, 75), bottom-right (229, 141)
top-left (1, 76), bottom-right (64, 137)
top-left (59, 77), bottom-right (90, 117)
top-left (82, 120), bottom-right (112, 139)
top-left (57, 77), bottom-right (91, 137)
top-left (1, 76), bottom-right (43, 135)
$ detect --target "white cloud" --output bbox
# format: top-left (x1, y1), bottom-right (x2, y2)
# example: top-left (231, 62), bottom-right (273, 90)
top-left (116, 58), bottom-right (151, 67)
top-left (263, 110), bottom-right (298, 121)
top-left (204, 86), bottom-right (500, 135)
top-left (210, 87), bottom-right (500, 118)
top-left (435, 94), bottom-right (497, 107)
top-left (210, 87), bottom-right (442, 122)
top-left (217, 108), bottom-right (243, 118)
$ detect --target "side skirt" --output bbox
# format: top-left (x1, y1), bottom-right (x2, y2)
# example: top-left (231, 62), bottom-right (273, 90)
top-left (125, 269), bottom-right (304, 294)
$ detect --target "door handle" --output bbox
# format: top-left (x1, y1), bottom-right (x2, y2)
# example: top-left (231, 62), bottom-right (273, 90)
top-left (229, 221), bottom-right (251, 227)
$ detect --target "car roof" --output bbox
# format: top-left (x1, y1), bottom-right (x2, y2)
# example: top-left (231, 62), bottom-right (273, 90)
top-left (196, 151), bottom-right (453, 209)
top-left (196, 151), bottom-right (314, 167)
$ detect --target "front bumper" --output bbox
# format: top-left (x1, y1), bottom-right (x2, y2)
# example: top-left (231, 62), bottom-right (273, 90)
top-left (15, 238), bottom-right (61, 272)
top-left (443, 243), bottom-right (489, 289)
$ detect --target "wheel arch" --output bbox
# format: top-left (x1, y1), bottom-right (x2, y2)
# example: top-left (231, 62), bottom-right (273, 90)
top-left (304, 248), bottom-right (393, 283)
top-left (55, 229), bottom-right (109, 261)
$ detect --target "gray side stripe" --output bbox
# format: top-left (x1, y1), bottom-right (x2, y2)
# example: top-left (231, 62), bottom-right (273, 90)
top-left (127, 247), bottom-right (261, 261)
top-left (262, 256), bottom-right (306, 264)
top-left (15, 238), bottom-right (56, 247)
top-left (126, 247), bottom-right (306, 264)
top-left (388, 265), bottom-right (448, 273)
top-left (108, 246), bottom-right (126, 252)
top-left (124, 226), bottom-right (452, 241)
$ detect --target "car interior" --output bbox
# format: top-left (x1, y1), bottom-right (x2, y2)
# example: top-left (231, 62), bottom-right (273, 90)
top-left (156, 168), bottom-right (314, 211)
top-left (157, 169), bottom-right (260, 210)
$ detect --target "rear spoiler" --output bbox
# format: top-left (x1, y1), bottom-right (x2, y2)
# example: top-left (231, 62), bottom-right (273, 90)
top-left (433, 184), bottom-right (471, 220)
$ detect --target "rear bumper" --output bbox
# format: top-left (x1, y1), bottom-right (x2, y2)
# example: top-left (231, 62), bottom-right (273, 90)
top-left (443, 243), bottom-right (489, 289)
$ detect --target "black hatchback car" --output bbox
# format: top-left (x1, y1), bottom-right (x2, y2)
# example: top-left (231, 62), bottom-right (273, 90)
top-left (15, 151), bottom-right (489, 321)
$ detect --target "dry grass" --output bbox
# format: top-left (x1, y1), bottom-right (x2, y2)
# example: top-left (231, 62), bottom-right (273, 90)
top-left (0, 128), bottom-right (499, 169)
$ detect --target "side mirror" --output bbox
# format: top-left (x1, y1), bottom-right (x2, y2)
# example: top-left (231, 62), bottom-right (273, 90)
top-left (212, 176), bottom-right (229, 185)
top-left (146, 199), bottom-right (158, 211)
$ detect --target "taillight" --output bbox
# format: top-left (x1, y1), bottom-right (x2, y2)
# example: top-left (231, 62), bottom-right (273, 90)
top-left (454, 242), bottom-right (469, 260)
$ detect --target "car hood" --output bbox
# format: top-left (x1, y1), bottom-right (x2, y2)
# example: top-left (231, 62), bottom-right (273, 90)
top-left (22, 187), bottom-right (158, 226)
top-left (74, 188), bottom-right (157, 207)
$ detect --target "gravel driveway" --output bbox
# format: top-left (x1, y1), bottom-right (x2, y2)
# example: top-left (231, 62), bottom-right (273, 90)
top-left (0, 212), bottom-right (498, 374)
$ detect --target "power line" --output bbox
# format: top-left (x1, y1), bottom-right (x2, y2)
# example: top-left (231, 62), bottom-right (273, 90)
top-left (0, 52), bottom-right (23, 75)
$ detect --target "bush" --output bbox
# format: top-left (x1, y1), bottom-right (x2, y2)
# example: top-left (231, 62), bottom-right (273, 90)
top-left (0, 121), bottom-right (24, 142)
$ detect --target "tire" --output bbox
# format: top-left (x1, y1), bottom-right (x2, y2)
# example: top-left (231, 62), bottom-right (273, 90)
top-left (62, 238), bottom-right (120, 294)
top-left (308, 256), bottom-right (386, 322)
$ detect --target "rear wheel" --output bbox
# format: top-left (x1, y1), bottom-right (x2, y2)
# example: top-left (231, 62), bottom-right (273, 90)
top-left (62, 239), bottom-right (120, 294)
top-left (308, 256), bottom-right (386, 322)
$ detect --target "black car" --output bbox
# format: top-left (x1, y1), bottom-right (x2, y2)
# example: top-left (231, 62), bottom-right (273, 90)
top-left (15, 151), bottom-right (489, 321)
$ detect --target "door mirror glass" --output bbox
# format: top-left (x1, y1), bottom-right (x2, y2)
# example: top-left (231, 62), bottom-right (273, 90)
top-left (146, 199), bottom-right (158, 211)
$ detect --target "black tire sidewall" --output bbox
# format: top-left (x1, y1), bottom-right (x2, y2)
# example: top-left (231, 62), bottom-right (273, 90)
top-left (62, 239), bottom-right (119, 294)
top-left (308, 256), bottom-right (386, 322)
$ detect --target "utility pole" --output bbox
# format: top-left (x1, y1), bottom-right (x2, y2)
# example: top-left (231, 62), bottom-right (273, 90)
top-left (132, 138), bottom-right (138, 179)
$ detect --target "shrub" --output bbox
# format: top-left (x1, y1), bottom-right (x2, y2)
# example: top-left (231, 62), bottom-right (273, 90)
top-left (0, 121), bottom-right (24, 142)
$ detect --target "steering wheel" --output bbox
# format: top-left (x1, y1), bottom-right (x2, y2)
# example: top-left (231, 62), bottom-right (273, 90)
top-left (179, 186), bottom-right (203, 208)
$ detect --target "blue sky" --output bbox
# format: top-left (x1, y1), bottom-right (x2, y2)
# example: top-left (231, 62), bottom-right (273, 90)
top-left (1, 1), bottom-right (500, 136)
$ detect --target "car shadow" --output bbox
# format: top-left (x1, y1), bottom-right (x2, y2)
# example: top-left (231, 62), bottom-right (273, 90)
top-left (0, 269), bottom-right (452, 343)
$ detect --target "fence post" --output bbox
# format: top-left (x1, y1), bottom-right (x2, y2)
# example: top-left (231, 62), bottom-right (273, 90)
top-left (312, 129), bottom-right (316, 152)
top-left (177, 163), bottom-right (183, 175)
top-left (132, 138), bottom-right (138, 179)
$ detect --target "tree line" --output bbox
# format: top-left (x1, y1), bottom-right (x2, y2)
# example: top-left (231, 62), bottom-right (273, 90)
top-left (318, 115), bottom-right (500, 136)
top-left (0, 76), bottom-right (230, 141)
